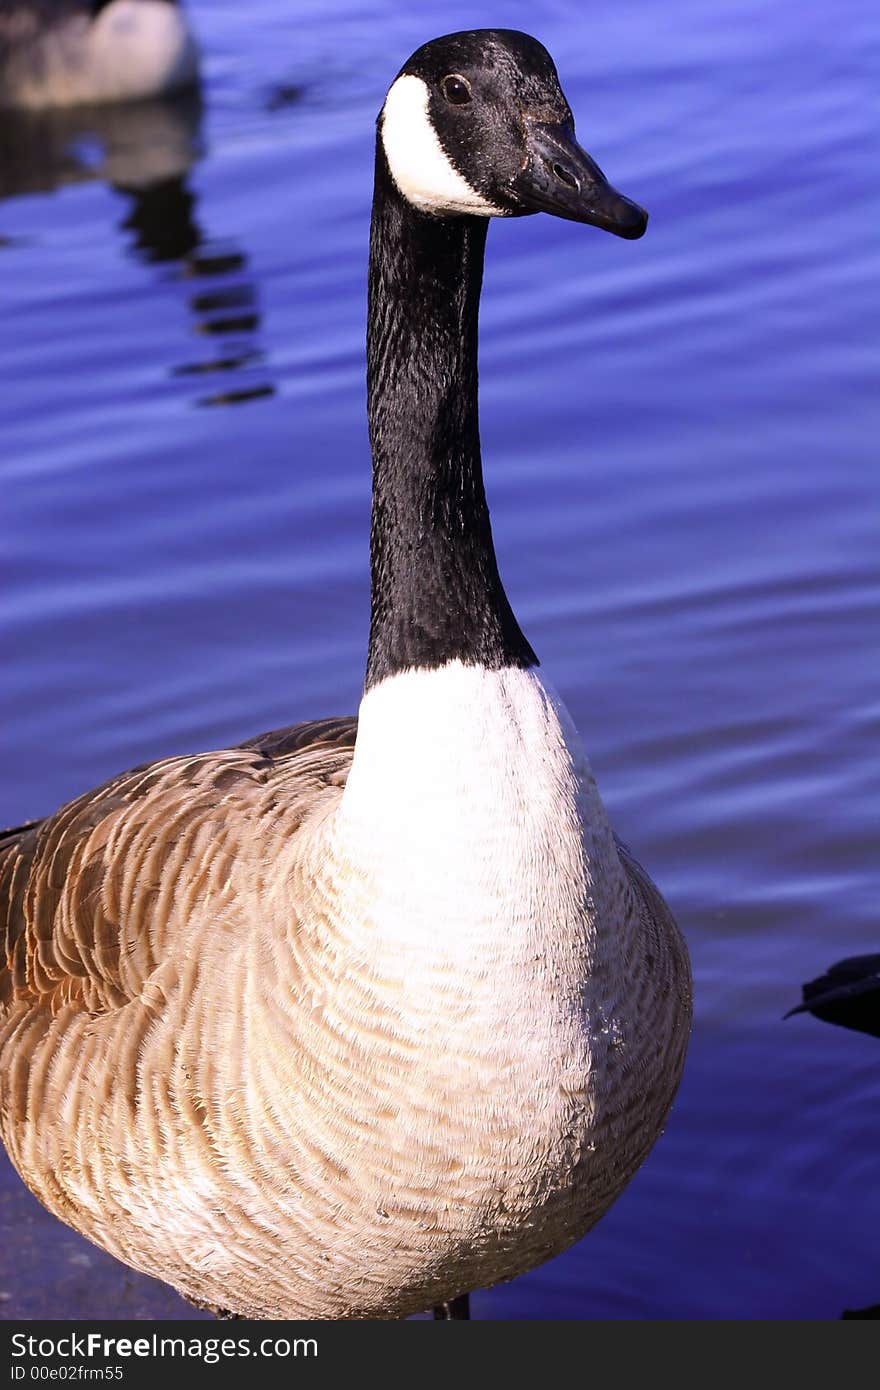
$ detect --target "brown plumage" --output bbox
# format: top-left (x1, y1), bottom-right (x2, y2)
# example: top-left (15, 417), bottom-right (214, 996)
top-left (0, 718), bottom-right (356, 1018)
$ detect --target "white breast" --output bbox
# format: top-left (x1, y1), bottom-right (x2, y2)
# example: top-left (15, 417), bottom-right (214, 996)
top-left (335, 662), bottom-right (625, 997)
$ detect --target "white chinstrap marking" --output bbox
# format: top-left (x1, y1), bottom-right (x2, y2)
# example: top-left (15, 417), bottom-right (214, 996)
top-left (380, 74), bottom-right (505, 217)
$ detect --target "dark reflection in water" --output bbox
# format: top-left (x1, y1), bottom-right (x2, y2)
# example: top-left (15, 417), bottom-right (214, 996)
top-left (117, 175), bottom-right (200, 263)
top-left (181, 246), bottom-right (273, 407)
top-left (0, 93), bottom-right (203, 209)
top-left (0, 91), bottom-right (275, 408)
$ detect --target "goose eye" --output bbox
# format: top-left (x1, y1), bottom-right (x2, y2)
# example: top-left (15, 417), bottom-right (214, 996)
top-left (441, 74), bottom-right (472, 106)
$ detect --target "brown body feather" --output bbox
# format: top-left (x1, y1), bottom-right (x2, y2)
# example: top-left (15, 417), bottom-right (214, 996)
top-left (1, 718), bottom-right (357, 1018)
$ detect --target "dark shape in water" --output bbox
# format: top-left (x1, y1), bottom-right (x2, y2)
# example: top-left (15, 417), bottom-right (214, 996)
top-left (196, 383), bottom-right (275, 409)
top-left (197, 312), bottom-right (260, 338)
top-left (172, 349), bottom-right (263, 377)
top-left (265, 83), bottom-right (305, 112)
top-left (185, 249), bottom-right (247, 278)
top-left (116, 174), bottom-right (200, 263)
top-left (190, 285), bottom-right (256, 315)
top-left (785, 954), bottom-right (880, 1038)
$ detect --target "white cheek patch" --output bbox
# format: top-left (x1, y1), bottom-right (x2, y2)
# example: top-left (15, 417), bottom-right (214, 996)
top-left (380, 74), bottom-right (505, 217)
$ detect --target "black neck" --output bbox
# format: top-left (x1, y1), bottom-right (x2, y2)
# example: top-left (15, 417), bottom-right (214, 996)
top-left (364, 143), bottom-right (537, 690)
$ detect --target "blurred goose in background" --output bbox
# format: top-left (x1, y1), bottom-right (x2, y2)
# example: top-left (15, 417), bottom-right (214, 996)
top-left (0, 0), bottom-right (198, 109)
top-left (786, 954), bottom-right (880, 1038)
top-left (0, 30), bottom-right (691, 1319)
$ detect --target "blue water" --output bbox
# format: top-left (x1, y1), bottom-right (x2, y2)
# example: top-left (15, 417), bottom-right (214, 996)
top-left (1, 0), bottom-right (878, 1320)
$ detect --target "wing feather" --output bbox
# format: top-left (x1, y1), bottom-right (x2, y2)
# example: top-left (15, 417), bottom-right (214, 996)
top-left (0, 718), bottom-right (357, 1018)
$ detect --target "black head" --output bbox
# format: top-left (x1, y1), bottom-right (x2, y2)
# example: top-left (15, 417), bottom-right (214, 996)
top-left (379, 29), bottom-right (647, 239)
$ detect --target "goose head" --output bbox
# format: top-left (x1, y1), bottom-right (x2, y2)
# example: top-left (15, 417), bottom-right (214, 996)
top-left (379, 28), bottom-right (647, 238)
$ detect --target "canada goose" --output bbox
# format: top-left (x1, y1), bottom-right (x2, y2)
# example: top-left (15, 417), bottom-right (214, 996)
top-left (0, 30), bottom-right (691, 1320)
top-left (0, 0), bottom-right (198, 109)
top-left (786, 955), bottom-right (880, 1038)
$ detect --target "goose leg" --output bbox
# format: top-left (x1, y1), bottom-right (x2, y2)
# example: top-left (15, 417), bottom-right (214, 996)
top-left (433, 1295), bottom-right (470, 1319)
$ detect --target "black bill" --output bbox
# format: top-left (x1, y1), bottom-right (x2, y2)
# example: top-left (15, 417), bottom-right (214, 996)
top-left (511, 120), bottom-right (648, 239)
